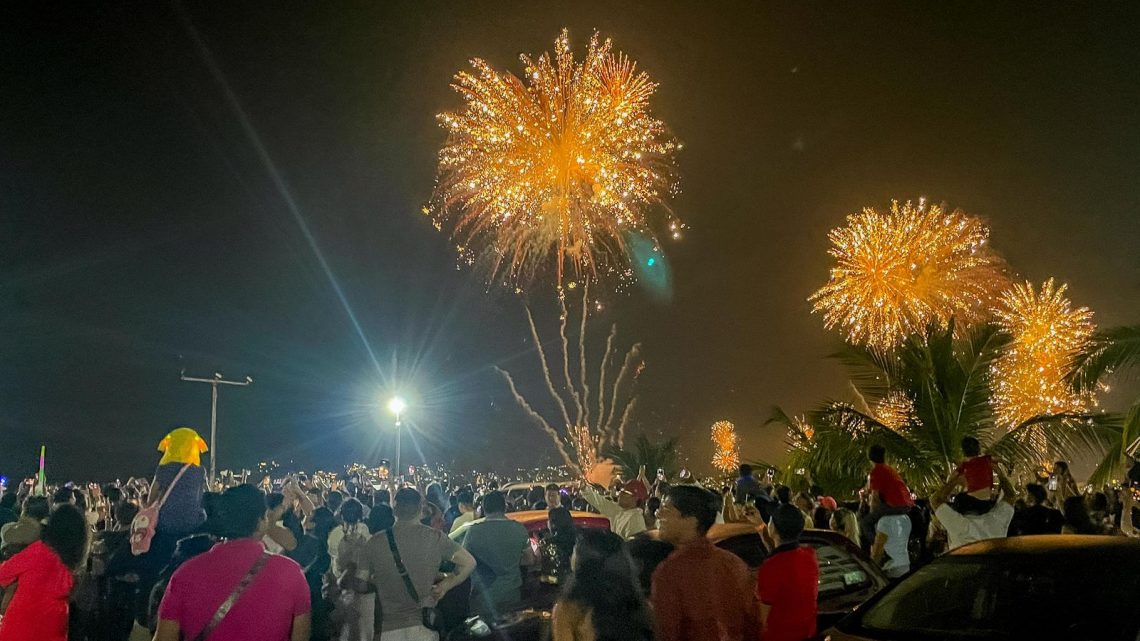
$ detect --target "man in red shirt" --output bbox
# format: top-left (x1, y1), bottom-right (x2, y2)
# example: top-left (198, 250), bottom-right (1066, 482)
top-left (652, 485), bottom-right (758, 641)
top-left (867, 444), bottom-right (914, 509)
top-left (757, 504), bottom-right (819, 641)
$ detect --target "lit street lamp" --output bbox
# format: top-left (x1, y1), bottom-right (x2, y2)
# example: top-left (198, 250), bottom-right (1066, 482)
top-left (387, 396), bottom-right (407, 477)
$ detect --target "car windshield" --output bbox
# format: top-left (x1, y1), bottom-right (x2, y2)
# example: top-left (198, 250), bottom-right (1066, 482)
top-left (808, 539), bottom-right (874, 597)
top-left (853, 554), bottom-right (1140, 640)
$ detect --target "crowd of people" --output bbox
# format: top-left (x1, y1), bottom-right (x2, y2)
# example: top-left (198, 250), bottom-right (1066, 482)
top-left (0, 427), bottom-right (1137, 641)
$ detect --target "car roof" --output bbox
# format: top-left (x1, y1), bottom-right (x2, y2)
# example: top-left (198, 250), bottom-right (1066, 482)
top-left (951, 534), bottom-right (1140, 557)
top-left (506, 510), bottom-right (606, 525)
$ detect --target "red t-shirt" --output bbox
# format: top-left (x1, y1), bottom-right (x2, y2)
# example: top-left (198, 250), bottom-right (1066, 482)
top-left (757, 544), bottom-right (819, 641)
top-left (869, 463), bottom-right (914, 507)
top-left (954, 456), bottom-right (994, 493)
top-left (158, 538), bottom-right (310, 641)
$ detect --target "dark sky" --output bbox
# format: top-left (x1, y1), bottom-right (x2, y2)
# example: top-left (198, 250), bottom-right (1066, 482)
top-left (3, 2), bottom-right (1139, 481)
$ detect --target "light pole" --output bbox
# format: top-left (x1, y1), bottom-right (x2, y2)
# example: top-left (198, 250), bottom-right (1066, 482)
top-left (181, 370), bottom-right (253, 485)
top-left (387, 396), bottom-right (407, 478)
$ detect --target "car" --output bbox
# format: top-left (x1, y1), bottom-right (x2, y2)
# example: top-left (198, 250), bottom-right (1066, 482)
top-left (446, 518), bottom-right (887, 640)
top-left (822, 535), bottom-right (1140, 641)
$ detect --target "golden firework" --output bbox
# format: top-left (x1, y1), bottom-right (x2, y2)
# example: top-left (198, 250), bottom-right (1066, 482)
top-left (810, 199), bottom-right (1009, 350)
top-left (711, 420), bottom-right (740, 473)
top-left (571, 425), bottom-right (600, 474)
top-left (428, 29), bottom-right (681, 288)
top-left (874, 390), bottom-right (916, 431)
top-left (991, 279), bottom-right (1096, 430)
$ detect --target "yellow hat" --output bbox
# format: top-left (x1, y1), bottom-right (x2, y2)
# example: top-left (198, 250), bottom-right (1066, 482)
top-left (157, 427), bottom-right (209, 467)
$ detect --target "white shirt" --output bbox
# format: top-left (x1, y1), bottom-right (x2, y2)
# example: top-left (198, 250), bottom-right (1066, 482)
top-left (876, 514), bottom-right (912, 578)
top-left (935, 501), bottom-right (1015, 550)
top-left (580, 485), bottom-right (647, 539)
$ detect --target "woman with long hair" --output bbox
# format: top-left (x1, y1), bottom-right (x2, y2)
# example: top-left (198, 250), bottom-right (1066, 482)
top-left (0, 504), bottom-right (90, 641)
top-left (829, 507), bottom-right (861, 546)
top-left (1061, 495), bottom-right (1107, 535)
top-left (552, 529), bottom-right (653, 641)
top-left (541, 507), bottom-right (578, 586)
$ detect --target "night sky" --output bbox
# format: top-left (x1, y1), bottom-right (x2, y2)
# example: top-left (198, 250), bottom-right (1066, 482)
top-left (3, 2), bottom-right (1139, 482)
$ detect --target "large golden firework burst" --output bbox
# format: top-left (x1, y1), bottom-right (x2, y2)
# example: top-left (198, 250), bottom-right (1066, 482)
top-left (991, 278), bottom-right (1097, 430)
top-left (810, 199), bottom-right (1009, 350)
top-left (427, 29), bottom-right (681, 289)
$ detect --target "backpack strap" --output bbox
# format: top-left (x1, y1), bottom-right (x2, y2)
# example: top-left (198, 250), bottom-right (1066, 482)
top-left (385, 528), bottom-right (422, 605)
top-left (192, 551), bottom-right (271, 641)
top-left (155, 464), bottom-right (192, 510)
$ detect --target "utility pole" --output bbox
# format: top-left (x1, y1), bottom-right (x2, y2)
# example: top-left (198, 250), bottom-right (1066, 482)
top-left (181, 370), bottom-right (252, 485)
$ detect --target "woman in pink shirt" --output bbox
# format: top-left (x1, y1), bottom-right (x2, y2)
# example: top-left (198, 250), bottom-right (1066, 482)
top-left (0, 504), bottom-right (90, 641)
top-left (154, 484), bottom-right (311, 641)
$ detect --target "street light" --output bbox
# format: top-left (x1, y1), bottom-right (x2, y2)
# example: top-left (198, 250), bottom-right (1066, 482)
top-left (387, 396), bottom-right (407, 477)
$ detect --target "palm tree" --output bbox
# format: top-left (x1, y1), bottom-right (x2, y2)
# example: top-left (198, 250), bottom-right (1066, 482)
top-left (1073, 325), bottom-right (1140, 486)
top-left (773, 323), bottom-right (1109, 497)
top-left (603, 433), bottom-right (679, 480)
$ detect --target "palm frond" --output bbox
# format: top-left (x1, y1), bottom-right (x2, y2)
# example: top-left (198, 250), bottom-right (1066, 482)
top-left (1072, 325), bottom-right (1140, 391)
top-left (1087, 405), bottom-right (1140, 488)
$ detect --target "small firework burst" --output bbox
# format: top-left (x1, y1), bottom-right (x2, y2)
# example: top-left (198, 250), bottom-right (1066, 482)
top-left (874, 390), bottom-right (916, 431)
top-left (711, 420), bottom-right (740, 473)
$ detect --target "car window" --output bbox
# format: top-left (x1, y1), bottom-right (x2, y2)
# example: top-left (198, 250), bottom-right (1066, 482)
top-left (854, 556), bottom-right (1140, 640)
top-left (808, 540), bottom-right (874, 598)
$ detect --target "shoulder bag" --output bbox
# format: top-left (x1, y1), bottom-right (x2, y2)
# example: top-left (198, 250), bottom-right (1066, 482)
top-left (192, 551), bottom-right (272, 641)
top-left (385, 528), bottom-right (442, 632)
top-left (129, 464), bottom-right (191, 556)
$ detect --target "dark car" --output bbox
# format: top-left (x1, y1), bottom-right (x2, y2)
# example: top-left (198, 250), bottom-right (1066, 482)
top-left (447, 520), bottom-right (887, 640)
top-left (824, 535), bottom-right (1140, 641)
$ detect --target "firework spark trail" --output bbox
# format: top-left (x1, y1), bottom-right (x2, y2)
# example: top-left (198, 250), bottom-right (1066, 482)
top-left (596, 324), bottom-right (617, 433)
top-left (173, 3), bottom-right (387, 384)
top-left (558, 293), bottom-right (584, 425)
top-left (617, 397), bottom-right (638, 447)
top-left (495, 366), bottom-right (578, 471)
top-left (428, 29), bottom-right (682, 289)
top-left (579, 283), bottom-right (591, 428)
top-left (605, 344), bottom-right (641, 441)
top-left (524, 305), bottom-right (574, 431)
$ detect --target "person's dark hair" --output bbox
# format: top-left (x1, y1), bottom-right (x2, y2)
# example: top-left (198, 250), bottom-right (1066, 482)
top-left (739, 464), bottom-right (753, 477)
top-left (448, 495), bottom-right (458, 509)
top-left (457, 490), bottom-right (475, 507)
top-left (1026, 483), bottom-right (1047, 505)
top-left (266, 492), bottom-right (286, 512)
top-left (339, 498), bottom-right (364, 525)
top-left (952, 492), bottom-right (994, 516)
top-left (309, 507), bottom-right (337, 540)
top-left (563, 530), bottom-right (653, 641)
top-left (52, 487), bottom-right (74, 506)
top-left (0, 493), bottom-right (17, 510)
top-left (812, 505), bottom-right (832, 530)
top-left (665, 485), bottom-right (719, 535)
top-left (42, 504), bottom-right (89, 569)
top-left (72, 489), bottom-right (87, 513)
top-left (22, 496), bottom-right (50, 521)
top-left (374, 488), bottom-right (391, 506)
top-left (115, 501), bottom-right (140, 526)
top-left (868, 444), bottom-right (886, 464)
top-left (545, 483), bottom-right (560, 492)
top-left (527, 486), bottom-right (545, 506)
top-left (325, 490), bottom-right (344, 516)
top-left (103, 486), bottom-right (123, 505)
top-left (217, 484), bottom-right (268, 539)
top-left (366, 503), bottom-right (395, 534)
top-left (1063, 495), bottom-right (1098, 534)
top-left (426, 483), bottom-right (445, 509)
top-left (961, 437), bottom-right (981, 457)
top-left (393, 487), bottom-right (423, 520)
top-left (645, 496), bottom-right (661, 516)
top-left (549, 506), bottom-right (575, 535)
top-left (775, 485), bottom-right (792, 505)
top-left (483, 491), bottom-right (507, 515)
top-left (771, 503), bottom-right (806, 542)
top-left (1089, 492), bottom-right (1109, 513)
top-left (626, 534), bottom-right (674, 596)
top-left (1054, 460), bottom-right (1069, 474)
